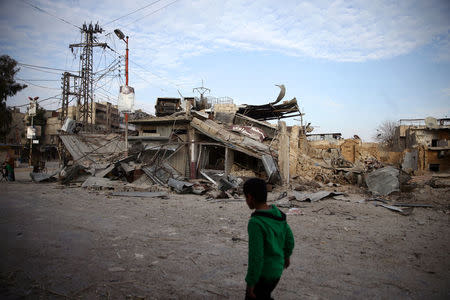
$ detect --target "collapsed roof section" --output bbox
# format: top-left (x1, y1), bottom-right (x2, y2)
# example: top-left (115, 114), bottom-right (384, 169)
top-left (190, 117), bottom-right (274, 159)
top-left (59, 133), bottom-right (126, 168)
top-left (237, 85), bottom-right (301, 121)
top-left (237, 98), bottom-right (300, 121)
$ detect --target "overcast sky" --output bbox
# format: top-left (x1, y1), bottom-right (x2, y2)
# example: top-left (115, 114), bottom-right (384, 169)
top-left (1, 0), bottom-right (449, 140)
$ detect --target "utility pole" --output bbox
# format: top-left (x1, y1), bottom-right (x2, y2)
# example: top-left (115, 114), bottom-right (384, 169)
top-left (60, 72), bottom-right (81, 124)
top-left (28, 96), bottom-right (38, 167)
top-left (69, 22), bottom-right (107, 131)
top-left (115, 28), bottom-right (133, 157)
top-left (29, 114), bottom-right (33, 167)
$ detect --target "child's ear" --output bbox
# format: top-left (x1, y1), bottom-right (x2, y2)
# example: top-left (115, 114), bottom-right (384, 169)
top-left (247, 194), bottom-right (253, 202)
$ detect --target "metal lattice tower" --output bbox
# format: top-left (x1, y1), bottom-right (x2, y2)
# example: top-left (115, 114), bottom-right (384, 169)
top-left (69, 22), bottom-right (107, 130)
top-left (60, 72), bottom-right (81, 124)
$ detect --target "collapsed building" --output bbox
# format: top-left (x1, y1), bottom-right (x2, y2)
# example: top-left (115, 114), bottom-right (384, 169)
top-left (47, 85), bottom-right (304, 193)
top-left (127, 85), bottom-right (299, 186)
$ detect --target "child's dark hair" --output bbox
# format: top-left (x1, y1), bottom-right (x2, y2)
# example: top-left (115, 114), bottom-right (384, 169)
top-left (243, 178), bottom-right (267, 203)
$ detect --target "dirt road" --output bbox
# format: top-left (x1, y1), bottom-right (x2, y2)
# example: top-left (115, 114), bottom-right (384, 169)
top-left (0, 179), bottom-right (449, 299)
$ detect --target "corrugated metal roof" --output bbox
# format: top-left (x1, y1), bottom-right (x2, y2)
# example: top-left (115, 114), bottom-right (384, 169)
top-left (59, 134), bottom-right (125, 167)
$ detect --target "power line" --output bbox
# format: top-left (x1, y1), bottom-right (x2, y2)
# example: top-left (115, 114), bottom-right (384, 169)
top-left (94, 48), bottom-right (107, 74)
top-left (93, 57), bottom-right (121, 76)
top-left (124, 0), bottom-right (180, 27)
top-left (130, 70), bottom-right (166, 91)
top-left (95, 74), bottom-right (119, 91)
top-left (18, 65), bottom-right (65, 75)
top-left (11, 94), bottom-right (62, 108)
top-left (130, 59), bottom-right (181, 88)
top-left (16, 78), bottom-right (60, 81)
top-left (96, 86), bottom-right (116, 97)
top-left (96, 91), bottom-right (117, 103)
top-left (104, 32), bottom-right (180, 91)
top-left (104, 0), bottom-right (165, 26)
top-left (19, 0), bottom-right (81, 30)
top-left (36, 94), bottom-right (62, 105)
top-left (17, 79), bottom-right (61, 90)
top-left (18, 62), bottom-right (78, 73)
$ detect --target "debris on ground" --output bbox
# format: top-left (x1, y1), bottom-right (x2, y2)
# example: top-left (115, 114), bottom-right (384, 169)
top-left (430, 174), bottom-right (450, 188)
top-left (30, 169), bottom-right (60, 182)
top-left (168, 178), bottom-right (194, 194)
top-left (391, 203), bottom-right (433, 208)
top-left (81, 177), bottom-right (120, 189)
top-left (375, 203), bottom-right (414, 216)
top-left (291, 190), bottom-right (345, 202)
top-left (365, 166), bottom-right (400, 196)
top-left (110, 191), bottom-right (168, 198)
top-left (286, 208), bottom-right (303, 215)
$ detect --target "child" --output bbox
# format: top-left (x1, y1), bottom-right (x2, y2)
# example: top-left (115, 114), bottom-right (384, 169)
top-left (244, 178), bottom-right (294, 299)
top-left (5, 161), bottom-right (14, 181)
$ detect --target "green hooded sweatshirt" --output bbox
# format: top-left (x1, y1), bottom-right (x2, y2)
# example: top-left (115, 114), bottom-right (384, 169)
top-left (245, 204), bottom-right (295, 286)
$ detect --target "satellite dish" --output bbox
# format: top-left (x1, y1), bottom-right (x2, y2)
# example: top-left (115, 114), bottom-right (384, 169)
top-left (425, 117), bottom-right (438, 129)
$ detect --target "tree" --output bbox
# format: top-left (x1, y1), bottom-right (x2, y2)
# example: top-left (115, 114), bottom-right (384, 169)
top-left (0, 55), bottom-right (27, 142)
top-left (374, 120), bottom-right (397, 149)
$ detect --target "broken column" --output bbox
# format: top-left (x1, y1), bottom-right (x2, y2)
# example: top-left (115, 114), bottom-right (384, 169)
top-left (225, 147), bottom-right (234, 176)
top-left (289, 125), bottom-right (300, 176)
top-left (278, 121), bottom-right (290, 185)
top-left (298, 131), bottom-right (308, 154)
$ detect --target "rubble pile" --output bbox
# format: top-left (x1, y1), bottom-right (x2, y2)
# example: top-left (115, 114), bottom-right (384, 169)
top-left (27, 85), bottom-right (449, 210)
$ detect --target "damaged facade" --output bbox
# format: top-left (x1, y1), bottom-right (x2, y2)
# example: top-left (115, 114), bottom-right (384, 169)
top-left (128, 85), bottom-right (298, 186)
top-left (58, 101), bottom-right (120, 131)
top-left (394, 118), bottom-right (450, 173)
top-left (46, 85), bottom-right (301, 195)
top-left (1, 108), bottom-right (26, 163)
top-left (30, 86), bottom-right (370, 193)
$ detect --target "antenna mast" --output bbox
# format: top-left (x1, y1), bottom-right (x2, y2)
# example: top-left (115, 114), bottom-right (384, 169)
top-left (193, 79), bottom-right (210, 108)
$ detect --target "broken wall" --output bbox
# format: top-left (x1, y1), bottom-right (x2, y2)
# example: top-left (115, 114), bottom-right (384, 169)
top-left (307, 139), bottom-right (404, 167)
top-left (214, 103), bottom-right (238, 113)
top-left (43, 117), bottom-right (61, 145)
top-left (139, 124), bottom-right (187, 137)
top-left (168, 145), bottom-right (188, 176)
top-left (426, 149), bottom-right (450, 173)
top-left (401, 149), bottom-right (419, 173)
top-left (340, 139), bottom-right (359, 163)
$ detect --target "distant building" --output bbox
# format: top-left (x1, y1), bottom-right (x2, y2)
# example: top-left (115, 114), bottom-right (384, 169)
top-left (393, 118), bottom-right (449, 173)
top-left (59, 101), bottom-right (120, 131)
top-left (1, 108), bottom-right (26, 163)
top-left (128, 109), bottom-right (152, 121)
top-left (307, 133), bottom-right (342, 142)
